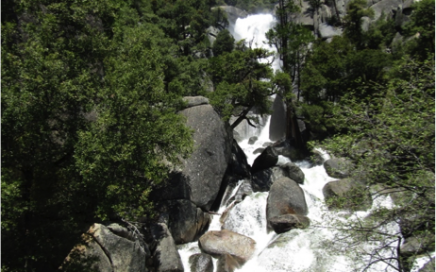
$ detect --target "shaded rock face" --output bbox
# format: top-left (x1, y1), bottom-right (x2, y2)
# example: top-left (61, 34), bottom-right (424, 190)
top-left (269, 94), bottom-right (286, 142)
top-left (266, 177), bottom-right (308, 232)
top-left (323, 157), bottom-right (354, 178)
top-left (322, 178), bottom-right (372, 211)
top-left (251, 146), bottom-right (278, 173)
top-left (62, 223), bottom-right (149, 272)
top-left (198, 230), bottom-right (256, 261)
top-left (252, 163), bottom-right (305, 192)
top-left (150, 223), bottom-right (184, 272)
top-left (269, 214), bottom-right (311, 234)
top-left (212, 140), bottom-right (251, 211)
top-left (189, 253), bottom-right (214, 272)
top-left (158, 200), bottom-right (211, 244)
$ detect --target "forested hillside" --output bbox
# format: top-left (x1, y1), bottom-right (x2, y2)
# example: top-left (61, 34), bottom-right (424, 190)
top-left (2, 0), bottom-right (434, 271)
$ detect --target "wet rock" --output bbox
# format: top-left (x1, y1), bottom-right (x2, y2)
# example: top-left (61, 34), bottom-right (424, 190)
top-left (266, 177), bottom-right (308, 232)
top-left (198, 230), bottom-right (256, 261)
top-left (189, 253), bottom-right (214, 272)
top-left (269, 214), bottom-right (311, 234)
top-left (251, 146), bottom-right (278, 173)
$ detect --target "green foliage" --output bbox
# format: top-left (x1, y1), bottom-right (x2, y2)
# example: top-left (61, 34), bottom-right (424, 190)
top-left (343, 0), bottom-right (374, 48)
top-left (318, 57), bottom-right (435, 271)
top-left (402, 0), bottom-right (435, 60)
top-left (207, 42), bottom-right (274, 127)
top-left (213, 29), bottom-right (235, 56)
top-left (1, 0), bottom-right (197, 270)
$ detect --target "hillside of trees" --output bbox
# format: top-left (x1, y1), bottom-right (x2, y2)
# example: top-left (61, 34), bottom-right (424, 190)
top-left (2, 0), bottom-right (434, 271)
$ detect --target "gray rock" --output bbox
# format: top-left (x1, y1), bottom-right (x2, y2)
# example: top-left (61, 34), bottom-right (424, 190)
top-left (322, 178), bottom-right (372, 211)
top-left (280, 162), bottom-right (305, 184)
top-left (269, 214), bottom-right (311, 234)
top-left (251, 146), bottom-right (278, 173)
top-left (160, 199), bottom-right (211, 244)
top-left (189, 253), bottom-right (214, 272)
top-left (183, 96), bottom-right (210, 108)
top-left (198, 230), bottom-right (256, 261)
top-left (369, 0), bottom-right (402, 21)
top-left (323, 157), bottom-right (354, 178)
top-left (151, 223), bottom-right (184, 272)
top-left (266, 177), bottom-right (308, 232)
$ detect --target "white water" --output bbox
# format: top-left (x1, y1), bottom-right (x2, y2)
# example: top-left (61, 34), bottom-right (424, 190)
top-left (178, 14), bottom-right (433, 272)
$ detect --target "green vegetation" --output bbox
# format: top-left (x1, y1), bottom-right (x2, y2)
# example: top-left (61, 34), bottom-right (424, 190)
top-left (1, 0), bottom-right (434, 271)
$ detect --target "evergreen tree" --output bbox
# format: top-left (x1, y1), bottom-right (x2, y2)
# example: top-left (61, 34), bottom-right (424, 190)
top-left (1, 1), bottom-right (194, 270)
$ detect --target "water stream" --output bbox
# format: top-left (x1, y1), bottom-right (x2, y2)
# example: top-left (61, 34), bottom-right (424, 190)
top-left (177, 14), bottom-right (433, 272)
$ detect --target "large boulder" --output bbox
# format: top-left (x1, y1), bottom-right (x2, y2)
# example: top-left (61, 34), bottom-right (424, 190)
top-left (62, 223), bottom-right (149, 272)
top-left (189, 253), bottom-right (214, 272)
top-left (323, 157), bottom-right (354, 178)
top-left (198, 230), bottom-right (256, 262)
top-left (269, 214), bottom-right (311, 234)
top-left (266, 177), bottom-right (308, 232)
top-left (150, 223), bottom-right (184, 272)
top-left (252, 163), bottom-right (305, 192)
top-left (251, 146), bottom-right (278, 173)
top-left (159, 199), bottom-right (211, 244)
top-left (322, 178), bottom-right (372, 211)
top-left (152, 102), bottom-right (232, 211)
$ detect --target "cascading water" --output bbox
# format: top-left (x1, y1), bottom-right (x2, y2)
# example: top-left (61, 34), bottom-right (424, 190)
top-left (178, 13), bottom-right (434, 272)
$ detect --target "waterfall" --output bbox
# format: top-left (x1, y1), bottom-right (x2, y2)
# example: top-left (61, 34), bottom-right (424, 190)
top-left (177, 13), bottom-right (434, 272)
